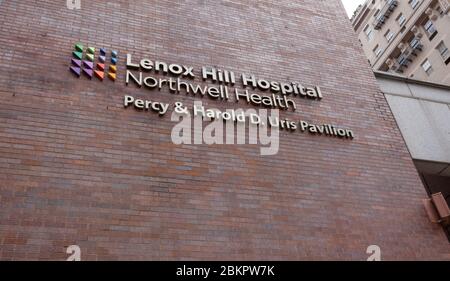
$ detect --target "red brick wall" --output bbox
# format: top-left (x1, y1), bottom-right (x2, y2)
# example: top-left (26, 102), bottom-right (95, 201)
top-left (0, 0), bottom-right (448, 260)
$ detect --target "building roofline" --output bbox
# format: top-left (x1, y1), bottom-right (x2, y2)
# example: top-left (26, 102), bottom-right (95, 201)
top-left (351, 0), bottom-right (370, 25)
top-left (373, 70), bottom-right (450, 91)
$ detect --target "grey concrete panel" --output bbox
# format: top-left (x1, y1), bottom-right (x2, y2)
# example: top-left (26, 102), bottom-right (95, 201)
top-left (385, 94), bottom-right (450, 163)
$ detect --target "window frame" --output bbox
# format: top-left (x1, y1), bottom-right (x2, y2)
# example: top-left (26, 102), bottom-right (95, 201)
top-left (409, 0), bottom-right (420, 9)
top-left (384, 29), bottom-right (394, 42)
top-left (421, 59), bottom-right (433, 75)
top-left (436, 41), bottom-right (450, 64)
top-left (396, 13), bottom-right (406, 26)
top-left (373, 44), bottom-right (383, 57)
top-left (364, 24), bottom-right (374, 41)
top-left (423, 19), bottom-right (437, 40)
top-left (373, 9), bottom-right (380, 18)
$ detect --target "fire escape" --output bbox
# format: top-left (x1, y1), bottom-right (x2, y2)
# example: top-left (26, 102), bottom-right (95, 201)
top-left (391, 37), bottom-right (424, 73)
top-left (373, 0), bottom-right (399, 30)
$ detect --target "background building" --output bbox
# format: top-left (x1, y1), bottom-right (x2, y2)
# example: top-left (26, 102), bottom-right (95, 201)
top-left (351, 0), bottom-right (450, 85)
top-left (0, 0), bottom-right (449, 260)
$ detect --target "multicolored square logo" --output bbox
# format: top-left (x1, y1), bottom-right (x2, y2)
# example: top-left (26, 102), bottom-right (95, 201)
top-left (69, 43), bottom-right (118, 81)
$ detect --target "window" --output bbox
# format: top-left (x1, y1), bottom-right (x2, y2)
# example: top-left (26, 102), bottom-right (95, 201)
top-left (373, 9), bottom-right (380, 18)
top-left (410, 37), bottom-right (421, 49)
top-left (409, 0), bottom-right (420, 9)
top-left (364, 25), bottom-right (373, 41)
top-left (424, 19), bottom-right (437, 40)
top-left (396, 13), bottom-right (406, 26)
top-left (436, 41), bottom-right (450, 64)
top-left (384, 29), bottom-right (394, 42)
top-left (373, 45), bottom-right (383, 57)
top-left (421, 59), bottom-right (433, 75)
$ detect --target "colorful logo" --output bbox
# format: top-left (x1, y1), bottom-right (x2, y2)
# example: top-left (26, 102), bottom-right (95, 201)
top-left (69, 43), bottom-right (118, 81)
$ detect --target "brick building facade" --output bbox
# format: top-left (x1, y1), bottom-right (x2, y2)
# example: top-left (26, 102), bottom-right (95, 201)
top-left (0, 0), bottom-right (449, 260)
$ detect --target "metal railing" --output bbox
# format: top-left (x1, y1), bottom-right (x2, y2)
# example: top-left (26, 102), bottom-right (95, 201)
top-left (373, 0), bottom-right (398, 30)
top-left (391, 37), bottom-right (423, 73)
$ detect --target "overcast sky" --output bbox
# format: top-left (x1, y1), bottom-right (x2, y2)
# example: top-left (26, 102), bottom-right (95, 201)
top-left (341, 0), bottom-right (366, 17)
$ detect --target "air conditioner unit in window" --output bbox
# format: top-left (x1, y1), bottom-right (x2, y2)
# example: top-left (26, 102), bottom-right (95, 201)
top-left (398, 57), bottom-right (410, 66)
